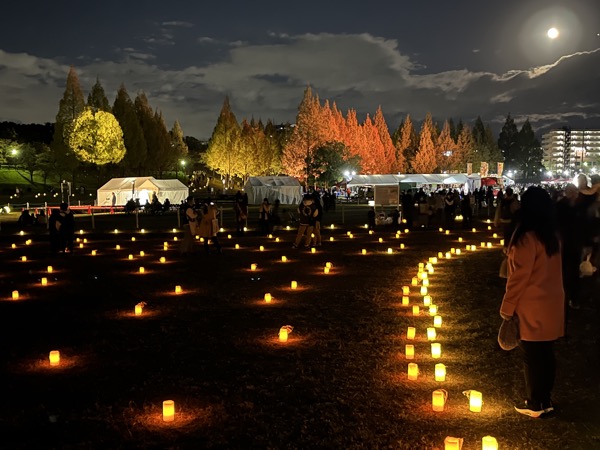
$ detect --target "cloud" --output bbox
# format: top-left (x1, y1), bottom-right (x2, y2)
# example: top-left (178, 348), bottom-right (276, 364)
top-left (162, 21), bottom-right (194, 28)
top-left (0, 33), bottom-right (598, 140)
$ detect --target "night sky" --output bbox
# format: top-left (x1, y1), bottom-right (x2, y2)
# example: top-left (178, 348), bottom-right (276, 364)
top-left (0, 0), bottom-right (599, 139)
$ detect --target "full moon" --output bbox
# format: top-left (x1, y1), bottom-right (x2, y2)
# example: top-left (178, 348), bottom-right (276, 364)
top-left (547, 27), bottom-right (559, 39)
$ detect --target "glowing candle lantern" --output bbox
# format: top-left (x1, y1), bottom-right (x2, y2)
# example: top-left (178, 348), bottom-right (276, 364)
top-left (83, 238), bottom-right (88, 243)
top-left (500, 239), bottom-right (505, 246)
top-left (135, 303), bottom-right (143, 316)
top-left (19, 231), bottom-right (24, 236)
top-left (451, 248), bottom-right (456, 254)
top-left (47, 266), bottom-right (53, 273)
top-left (173, 237), bottom-right (178, 241)
top-left (435, 363), bottom-right (446, 381)
top-left (445, 230), bottom-right (450, 235)
top-left (493, 233), bottom-right (498, 239)
top-left (163, 241), bottom-right (168, 248)
top-left (21, 256), bottom-right (27, 262)
top-left (49, 350), bottom-right (60, 366)
top-left (347, 231), bottom-right (352, 236)
top-left (268, 234), bottom-right (273, 239)
top-left (400, 243), bottom-right (405, 249)
top-left (228, 234), bottom-right (232, 239)
top-left (131, 237), bottom-right (136, 242)
top-left (422, 279), bottom-right (430, 287)
top-left (405, 344), bottom-right (415, 359)
top-left (114, 229), bottom-right (119, 233)
top-left (431, 343), bottom-right (441, 358)
top-left (411, 277), bottom-right (418, 286)
top-left (407, 363), bottom-right (419, 380)
top-left (471, 245), bottom-right (477, 251)
top-left (402, 286), bottom-right (410, 295)
top-left (279, 327), bottom-right (289, 342)
top-left (116, 245), bottom-right (121, 250)
top-left (91, 250), bottom-right (97, 256)
top-left (426, 263), bottom-right (433, 272)
top-left (480, 242), bottom-right (485, 248)
top-left (487, 242), bottom-right (492, 248)
top-left (404, 229), bottom-right (409, 233)
top-left (175, 285), bottom-right (182, 294)
top-left (11, 243), bottom-right (16, 249)
top-left (362, 249), bottom-right (367, 255)
top-left (434, 315), bottom-right (443, 328)
top-left (456, 249), bottom-right (461, 255)
top-left (276, 237), bottom-right (281, 242)
top-left (458, 237), bottom-right (463, 242)
top-left (160, 257), bottom-right (166, 263)
top-left (469, 390), bottom-right (483, 412)
top-left (444, 437), bottom-right (462, 450)
top-left (250, 264), bottom-right (257, 271)
top-left (407, 327), bottom-right (416, 339)
top-left (378, 237), bottom-right (383, 243)
top-left (429, 304), bottom-right (438, 315)
top-left (311, 247), bottom-right (316, 253)
top-left (235, 244), bottom-right (240, 249)
top-left (324, 266), bottom-right (330, 274)
top-left (432, 389), bottom-right (446, 411)
top-left (325, 262), bottom-right (333, 269)
top-left (418, 262), bottom-right (424, 270)
top-left (482, 436), bottom-right (498, 450)
top-left (79, 243), bottom-right (84, 249)
top-left (259, 245), bottom-right (265, 251)
top-left (472, 227), bottom-right (477, 232)
top-left (139, 267), bottom-right (145, 274)
top-left (41, 277), bottom-right (48, 286)
top-left (387, 248), bottom-right (393, 254)
top-left (128, 254), bottom-right (133, 260)
top-left (488, 225), bottom-right (492, 230)
top-left (162, 400), bottom-right (175, 422)
top-left (427, 327), bottom-right (437, 340)
top-left (431, 257), bottom-right (438, 264)
top-left (412, 305), bottom-right (420, 316)
top-left (140, 251), bottom-right (145, 256)
top-left (281, 256), bottom-right (288, 262)
top-left (330, 224), bottom-right (335, 229)
top-left (445, 252), bottom-right (451, 259)
top-left (329, 237), bottom-right (334, 241)
top-left (26, 239), bottom-right (32, 245)
top-left (12, 290), bottom-right (19, 300)
top-left (264, 293), bottom-right (272, 303)
top-left (419, 272), bottom-right (428, 280)
top-left (291, 281), bottom-right (298, 290)
top-left (423, 295), bottom-right (432, 306)
top-left (349, 234), bottom-right (354, 239)
top-left (420, 286), bottom-right (428, 296)
top-left (401, 296), bottom-right (409, 306)
top-left (439, 227), bottom-right (443, 232)
top-left (438, 252), bottom-right (443, 258)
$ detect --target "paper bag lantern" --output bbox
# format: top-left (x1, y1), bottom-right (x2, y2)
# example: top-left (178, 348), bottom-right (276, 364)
top-left (435, 363), bottom-right (446, 381)
top-left (405, 344), bottom-right (414, 359)
top-left (434, 315), bottom-right (443, 328)
top-left (423, 295), bottom-right (432, 306)
top-left (407, 363), bottom-right (418, 380)
top-left (482, 436), bottom-right (498, 450)
top-left (12, 290), bottom-right (19, 300)
top-left (49, 350), bottom-right (60, 366)
top-left (431, 343), bottom-right (441, 358)
top-left (412, 305), bottom-right (420, 316)
top-left (427, 327), bottom-right (437, 340)
top-left (432, 389), bottom-right (446, 411)
top-left (41, 277), bottom-right (48, 286)
top-left (47, 266), bottom-right (53, 273)
top-left (162, 400), bottom-right (175, 422)
top-left (411, 277), bottom-right (418, 286)
top-left (401, 296), bottom-right (409, 306)
top-left (469, 390), bottom-right (483, 412)
top-left (281, 256), bottom-right (288, 262)
top-left (444, 437), bottom-right (462, 450)
top-left (139, 267), bottom-right (145, 274)
top-left (175, 285), bottom-right (182, 294)
top-left (135, 303), bottom-right (143, 316)
top-left (402, 286), bottom-right (410, 295)
top-left (407, 327), bottom-right (416, 339)
top-left (250, 263), bottom-right (257, 271)
top-left (264, 293), bottom-right (272, 303)
top-left (361, 249), bottom-right (367, 255)
top-left (291, 281), bottom-right (298, 290)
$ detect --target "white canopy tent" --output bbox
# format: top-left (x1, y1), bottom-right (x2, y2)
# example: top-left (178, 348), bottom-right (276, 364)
top-left (97, 177), bottom-right (189, 206)
top-left (244, 176), bottom-right (303, 205)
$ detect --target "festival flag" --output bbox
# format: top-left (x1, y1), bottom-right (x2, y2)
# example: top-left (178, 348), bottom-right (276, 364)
top-left (497, 162), bottom-right (504, 178)
top-left (480, 162), bottom-right (489, 177)
top-left (467, 162), bottom-right (473, 175)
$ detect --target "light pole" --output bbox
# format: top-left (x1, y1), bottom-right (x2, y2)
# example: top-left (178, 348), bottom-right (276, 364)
top-left (180, 160), bottom-right (186, 180)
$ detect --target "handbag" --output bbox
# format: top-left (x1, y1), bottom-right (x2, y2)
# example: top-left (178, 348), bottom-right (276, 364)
top-left (498, 315), bottom-right (519, 350)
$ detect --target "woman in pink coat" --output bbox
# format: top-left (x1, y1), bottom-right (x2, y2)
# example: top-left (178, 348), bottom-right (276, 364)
top-left (500, 186), bottom-right (564, 418)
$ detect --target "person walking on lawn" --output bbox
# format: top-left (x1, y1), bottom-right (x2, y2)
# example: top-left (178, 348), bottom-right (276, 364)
top-left (500, 186), bottom-right (564, 418)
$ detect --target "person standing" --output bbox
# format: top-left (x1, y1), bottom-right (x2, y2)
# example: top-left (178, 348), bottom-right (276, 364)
top-left (367, 207), bottom-right (376, 230)
top-left (293, 195), bottom-right (318, 249)
top-left (180, 196), bottom-right (198, 255)
top-left (499, 187), bottom-right (564, 418)
top-left (233, 191), bottom-right (248, 236)
top-left (311, 192), bottom-right (323, 246)
top-left (494, 187), bottom-right (520, 249)
top-left (56, 203), bottom-right (75, 253)
top-left (198, 202), bottom-right (222, 254)
top-left (258, 198), bottom-right (271, 236)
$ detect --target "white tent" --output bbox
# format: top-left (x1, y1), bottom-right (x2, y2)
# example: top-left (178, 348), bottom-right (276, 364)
top-left (97, 177), bottom-right (189, 206)
top-left (244, 176), bottom-right (303, 205)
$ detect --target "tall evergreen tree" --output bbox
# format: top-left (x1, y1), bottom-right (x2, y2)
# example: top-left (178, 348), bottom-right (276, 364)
top-left (373, 106), bottom-right (403, 173)
top-left (204, 96), bottom-right (242, 188)
top-left (150, 110), bottom-right (174, 178)
top-left (113, 84), bottom-right (146, 174)
top-left (413, 113), bottom-right (438, 173)
top-left (87, 78), bottom-right (112, 112)
top-left (516, 119), bottom-right (543, 179)
top-left (170, 120), bottom-right (188, 171)
top-left (437, 120), bottom-right (457, 172)
top-left (454, 124), bottom-right (475, 171)
top-left (397, 114), bottom-right (418, 173)
top-left (497, 113), bottom-right (519, 170)
top-left (51, 66), bottom-right (85, 182)
top-left (263, 120), bottom-right (284, 175)
top-left (134, 92), bottom-right (155, 173)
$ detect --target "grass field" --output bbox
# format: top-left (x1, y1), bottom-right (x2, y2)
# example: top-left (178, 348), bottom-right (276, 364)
top-left (0, 215), bottom-right (598, 449)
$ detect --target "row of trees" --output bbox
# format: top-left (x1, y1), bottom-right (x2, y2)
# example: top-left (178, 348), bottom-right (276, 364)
top-left (204, 86), bottom-right (543, 187)
top-left (10, 67), bottom-right (190, 187)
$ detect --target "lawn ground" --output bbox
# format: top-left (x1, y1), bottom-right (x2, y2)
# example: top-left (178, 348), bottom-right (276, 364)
top-left (0, 213), bottom-right (598, 449)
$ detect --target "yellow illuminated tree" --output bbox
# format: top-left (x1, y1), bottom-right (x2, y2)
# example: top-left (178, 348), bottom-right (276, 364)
top-left (66, 108), bottom-right (126, 165)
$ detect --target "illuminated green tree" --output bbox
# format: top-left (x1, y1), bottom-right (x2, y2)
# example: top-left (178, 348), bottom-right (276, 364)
top-left (66, 108), bottom-right (126, 165)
